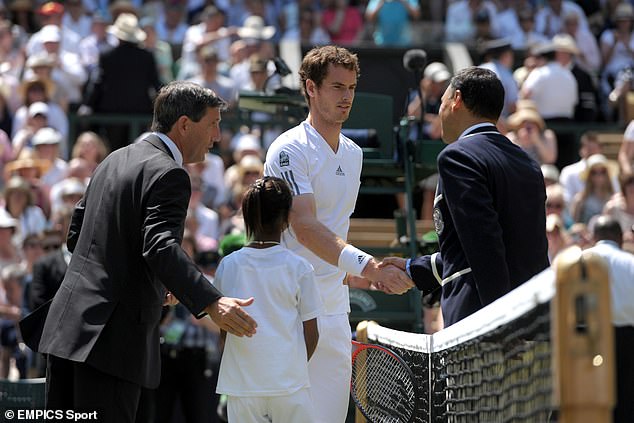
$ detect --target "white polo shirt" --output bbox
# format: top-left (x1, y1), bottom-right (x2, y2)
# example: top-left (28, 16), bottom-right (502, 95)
top-left (265, 121), bottom-right (363, 315)
top-left (522, 62), bottom-right (578, 119)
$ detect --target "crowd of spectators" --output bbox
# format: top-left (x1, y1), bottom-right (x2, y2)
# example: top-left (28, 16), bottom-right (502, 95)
top-left (0, 0), bottom-right (633, 421)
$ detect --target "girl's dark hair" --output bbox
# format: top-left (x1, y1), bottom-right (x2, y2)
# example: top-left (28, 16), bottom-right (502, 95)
top-left (242, 176), bottom-right (292, 240)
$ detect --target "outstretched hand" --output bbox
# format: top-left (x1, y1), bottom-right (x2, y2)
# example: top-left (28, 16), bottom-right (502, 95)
top-left (206, 297), bottom-right (257, 337)
top-left (379, 257), bottom-right (407, 271)
top-left (362, 258), bottom-right (414, 295)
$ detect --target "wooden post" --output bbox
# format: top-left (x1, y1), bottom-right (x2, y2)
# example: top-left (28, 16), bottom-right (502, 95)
top-left (552, 246), bottom-right (615, 423)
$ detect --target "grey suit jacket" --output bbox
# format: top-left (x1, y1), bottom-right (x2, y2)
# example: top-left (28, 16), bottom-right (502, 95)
top-left (23, 134), bottom-right (222, 388)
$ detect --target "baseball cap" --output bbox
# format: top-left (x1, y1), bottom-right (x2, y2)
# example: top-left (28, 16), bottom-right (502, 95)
top-left (28, 102), bottom-right (49, 118)
top-left (423, 62), bottom-right (448, 80)
top-left (32, 127), bottom-right (62, 146)
top-left (39, 24), bottom-right (61, 43)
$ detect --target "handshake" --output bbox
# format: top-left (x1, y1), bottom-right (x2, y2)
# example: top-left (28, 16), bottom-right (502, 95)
top-left (348, 257), bottom-right (414, 295)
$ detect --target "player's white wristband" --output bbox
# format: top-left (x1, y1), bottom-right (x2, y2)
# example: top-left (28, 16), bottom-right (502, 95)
top-left (338, 245), bottom-right (373, 277)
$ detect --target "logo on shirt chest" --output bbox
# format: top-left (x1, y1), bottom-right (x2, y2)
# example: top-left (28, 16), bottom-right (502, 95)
top-left (279, 151), bottom-right (290, 167)
top-left (336, 165), bottom-right (345, 176)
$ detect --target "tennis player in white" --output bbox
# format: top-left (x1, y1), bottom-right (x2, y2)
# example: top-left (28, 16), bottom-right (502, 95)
top-left (264, 46), bottom-right (414, 422)
top-left (214, 177), bottom-right (322, 422)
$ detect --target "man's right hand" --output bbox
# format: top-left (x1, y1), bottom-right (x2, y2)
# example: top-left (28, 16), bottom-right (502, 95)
top-left (379, 257), bottom-right (407, 271)
top-left (361, 258), bottom-right (414, 295)
top-left (205, 297), bottom-right (257, 337)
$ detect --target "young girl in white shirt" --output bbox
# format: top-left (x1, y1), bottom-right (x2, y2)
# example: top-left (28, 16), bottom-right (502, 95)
top-left (214, 176), bottom-right (322, 423)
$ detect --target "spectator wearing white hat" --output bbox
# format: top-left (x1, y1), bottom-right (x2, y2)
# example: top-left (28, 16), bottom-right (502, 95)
top-left (11, 79), bottom-right (68, 157)
top-left (520, 40), bottom-right (578, 167)
top-left (0, 208), bottom-right (20, 268)
top-left (407, 62), bottom-right (451, 141)
top-left (83, 13), bottom-right (161, 152)
top-left (570, 154), bottom-right (619, 224)
top-left (506, 102), bottom-right (558, 165)
top-left (552, 33), bottom-right (600, 123)
top-left (26, 1), bottom-right (82, 56)
top-left (32, 127), bottom-right (67, 188)
top-left (229, 16), bottom-right (277, 91)
top-left (23, 52), bottom-right (69, 112)
top-left (31, 25), bottom-right (87, 110)
top-left (560, 131), bottom-right (620, 204)
top-left (2, 175), bottom-right (48, 248)
top-left (48, 176), bottom-right (85, 217)
top-left (224, 132), bottom-right (262, 193)
top-left (11, 102), bottom-right (50, 157)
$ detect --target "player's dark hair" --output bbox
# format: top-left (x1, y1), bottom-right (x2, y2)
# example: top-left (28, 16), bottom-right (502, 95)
top-left (449, 67), bottom-right (504, 121)
top-left (242, 176), bottom-right (293, 240)
top-left (151, 81), bottom-right (226, 133)
top-left (299, 45), bottom-right (360, 106)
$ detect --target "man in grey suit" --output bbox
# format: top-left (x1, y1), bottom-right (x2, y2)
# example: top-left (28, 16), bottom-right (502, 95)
top-left (20, 81), bottom-right (257, 422)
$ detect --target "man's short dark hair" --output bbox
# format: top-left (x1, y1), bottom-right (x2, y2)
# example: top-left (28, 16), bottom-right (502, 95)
top-left (592, 215), bottom-right (623, 246)
top-left (299, 45), bottom-right (360, 106)
top-left (151, 81), bottom-right (226, 133)
top-left (449, 67), bottom-right (504, 121)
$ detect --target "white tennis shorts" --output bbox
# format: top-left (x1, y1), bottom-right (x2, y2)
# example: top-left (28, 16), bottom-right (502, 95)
top-left (308, 313), bottom-right (352, 423)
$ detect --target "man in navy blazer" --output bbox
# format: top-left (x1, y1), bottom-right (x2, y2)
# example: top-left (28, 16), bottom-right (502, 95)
top-left (384, 67), bottom-right (549, 327)
top-left (20, 81), bottom-right (257, 422)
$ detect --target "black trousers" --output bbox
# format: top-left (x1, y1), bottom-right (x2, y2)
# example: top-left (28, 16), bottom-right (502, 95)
top-left (156, 347), bottom-right (220, 423)
top-left (614, 326), bottom-right (634, 423)
top-left (544, 117), bottom-right (576, 169)
top-left (46, 354), bottom-right (142, 423)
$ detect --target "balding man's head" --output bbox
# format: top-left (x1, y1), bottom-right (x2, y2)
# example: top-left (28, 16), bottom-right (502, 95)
top-left (591, 215), bottom-right (623, 246)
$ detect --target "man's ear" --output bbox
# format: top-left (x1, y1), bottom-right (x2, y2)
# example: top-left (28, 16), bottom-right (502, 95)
top-left (452, 89), bottom-right (463, 111)
top-left (305, 79), bottom-right (316, 98)
top-left (176, 115), bottom-right (189, 135)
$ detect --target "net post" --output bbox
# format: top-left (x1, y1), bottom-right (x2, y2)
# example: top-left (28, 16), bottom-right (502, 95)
top-left (552, 246), bottom-right (615, 423)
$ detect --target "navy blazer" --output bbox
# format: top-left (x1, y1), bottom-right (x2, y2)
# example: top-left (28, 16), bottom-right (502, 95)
top-left (21, 135), bottom-right (222, 388)
top-left (410, 125), bottom-right (549, 327)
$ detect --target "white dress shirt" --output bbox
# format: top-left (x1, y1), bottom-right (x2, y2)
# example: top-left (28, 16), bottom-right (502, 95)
top-left (587, 240), bottom-right (634, 326)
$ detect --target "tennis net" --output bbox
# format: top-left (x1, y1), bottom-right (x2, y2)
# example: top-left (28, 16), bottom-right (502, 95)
top-left (359, 247), bottom-right (615, 423)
